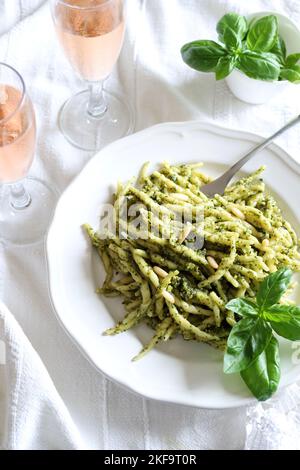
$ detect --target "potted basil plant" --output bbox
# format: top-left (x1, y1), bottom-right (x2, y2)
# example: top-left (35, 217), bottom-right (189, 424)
top-left (181, 12), bottom-right (300, 104)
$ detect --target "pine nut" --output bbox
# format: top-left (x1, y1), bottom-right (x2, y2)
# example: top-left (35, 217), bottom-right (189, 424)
top-left (230, 207), bottom-right (245, 220)
top-left (153, 266), bottom-right (169, 278)
top-left (178, 224), bottom-right (192, 244)
top-left (207, 256), bottom-right (219, 270)
top-left (162, 290), bottom-right (175, 304)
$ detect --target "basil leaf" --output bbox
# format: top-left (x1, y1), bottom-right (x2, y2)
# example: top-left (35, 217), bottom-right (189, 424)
top-left (280, 65), bottom-right (300, 83)
top-left (285, 53), bottom-right (300, 67)
top-left (217, 13), bottom-right (248, 50)
top-left (264, 304), bottom-right (300, 341)
top-left (224, 317), bottom-right (273, 374)
top-left (247, 15), bottom-right (278, 52)
top-left (263, 304), bottom-right (300, 323)
top-left (215, 55), bottom-right (236, 80)
top-left (270, 36), bottom-right (287, 64)
top-left (226, 298), bottom-right (259, 317)
top-left (181, 40), bottom-right (227, 72)
top-left (237, 51), bottom-right (280, 81)
top-left (256, 268), bottom-right (292, 310)
top-left (241, 336), bottom-right (280, 401)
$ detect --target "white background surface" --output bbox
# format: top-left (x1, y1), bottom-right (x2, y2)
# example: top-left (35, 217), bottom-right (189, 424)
top-left (1, 0), bottom-right (300, 450)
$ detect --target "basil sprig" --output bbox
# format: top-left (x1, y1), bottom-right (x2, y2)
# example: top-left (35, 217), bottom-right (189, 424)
top-left (246, 15), bottom-right (278, 52)
top-left (224, 268), bottom-right (300, 401)
top-left (240, 337), bottom-right (280, 402)
top-left (180, 40), bottom-right (227, 73)
top-left (224, 317), bottom-right (273, 374)
top-left (270, 36), bottom-right (287, 65)
top-left (181, 12), bottom-right (300, 83)
top-left (217, 13), bottom-right (247, 51)
top-left (236, 51), bottom-right (280, 81)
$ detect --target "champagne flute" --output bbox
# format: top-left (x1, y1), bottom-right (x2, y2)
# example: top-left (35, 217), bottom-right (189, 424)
top-left (51, 0), bottom-right (134, 151)
top-left (0, 63), bottom-right (57, 245)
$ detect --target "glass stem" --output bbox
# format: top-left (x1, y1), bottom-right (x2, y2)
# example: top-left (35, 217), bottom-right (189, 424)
top-left (9, 182), bottom-right (31, 210)
top-left (87, 81), bottom-right (108, 118)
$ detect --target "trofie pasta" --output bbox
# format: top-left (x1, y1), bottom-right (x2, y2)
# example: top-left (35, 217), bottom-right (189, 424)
top-left (84, 162), bottom-right (300, 361)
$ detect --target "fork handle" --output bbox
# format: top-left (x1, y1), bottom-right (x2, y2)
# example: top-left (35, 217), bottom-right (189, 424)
top-left (222, 114), bottom-right (300, 186)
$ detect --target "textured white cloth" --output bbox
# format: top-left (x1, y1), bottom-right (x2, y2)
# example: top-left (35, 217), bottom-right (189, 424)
top-left (1, 0), bottom-right (300, 450)
top-left (0, 302), bottom-right (83, 450)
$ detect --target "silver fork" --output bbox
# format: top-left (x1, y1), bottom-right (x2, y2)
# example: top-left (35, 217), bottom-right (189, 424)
top-left (201, 115), bottom-right (300, 197)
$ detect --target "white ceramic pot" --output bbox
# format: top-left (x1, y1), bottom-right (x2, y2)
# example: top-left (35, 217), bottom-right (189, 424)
top-left (225, 12), bottom-right (300, 104)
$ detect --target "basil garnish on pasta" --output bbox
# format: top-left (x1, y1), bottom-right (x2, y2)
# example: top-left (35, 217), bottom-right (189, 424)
top-left (84, 162), bottom-right (300, 399)
top-left (225, 268), bottom-right (300, 400)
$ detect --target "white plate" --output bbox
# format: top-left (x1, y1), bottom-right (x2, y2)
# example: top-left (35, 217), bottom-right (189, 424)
top-left (47, 121), bottom-right (300, 409)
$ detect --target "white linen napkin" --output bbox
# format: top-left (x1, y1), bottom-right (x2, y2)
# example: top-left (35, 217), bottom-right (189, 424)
top-left (0, 302), bottom-right (83, 450)
top-left (1, 0), bottom-right (300, 450)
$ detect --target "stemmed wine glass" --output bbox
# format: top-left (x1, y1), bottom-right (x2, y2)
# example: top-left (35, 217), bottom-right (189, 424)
top-left (51, 0), bottom-right (134, 151)
top-left (0, 63), bottom-right (56, 245)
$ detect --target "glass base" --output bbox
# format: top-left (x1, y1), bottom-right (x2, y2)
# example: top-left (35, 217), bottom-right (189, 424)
top-left (58, 89), bottom-right (134, 151)
top-left (0, 177), bottom-right (58, 246)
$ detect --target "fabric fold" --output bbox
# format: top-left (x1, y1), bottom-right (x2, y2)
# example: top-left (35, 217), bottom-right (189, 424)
top-left (0, 302), bottom-right (83, 450)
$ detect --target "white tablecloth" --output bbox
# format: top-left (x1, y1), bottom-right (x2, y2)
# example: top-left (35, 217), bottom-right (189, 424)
top-left (1, 0), bottom-right (300, 450)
